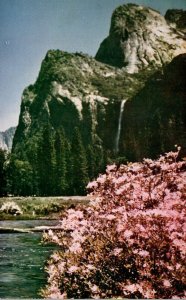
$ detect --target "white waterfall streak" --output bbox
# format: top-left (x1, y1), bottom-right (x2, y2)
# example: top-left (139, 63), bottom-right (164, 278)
top-left (115, 99), bottom-right (127, 153)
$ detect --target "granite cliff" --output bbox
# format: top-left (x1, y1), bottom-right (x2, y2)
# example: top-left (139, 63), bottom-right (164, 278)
top-left (96, 4), bottom-right (186, 72)
top-left (12, 50), bottom-right (150, 157)
top-left (120, 53), bottom-right (186, 160)
top-left (0, 127), bottom-right (16, 151)
top-left (11, 4), bottom-right (186, 195)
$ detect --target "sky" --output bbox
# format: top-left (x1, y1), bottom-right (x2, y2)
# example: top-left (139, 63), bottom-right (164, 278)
top-left (0, 0), bottom-right (186, 131)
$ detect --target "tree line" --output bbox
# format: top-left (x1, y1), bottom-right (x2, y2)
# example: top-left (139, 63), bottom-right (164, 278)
top-left (0, 125), bottom-right (107, 196)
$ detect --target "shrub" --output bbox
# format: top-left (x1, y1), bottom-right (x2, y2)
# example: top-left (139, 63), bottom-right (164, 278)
top-left (0, 201), bottom-right (23, 215)
top-left (42, 148), bottom-right (186, 299)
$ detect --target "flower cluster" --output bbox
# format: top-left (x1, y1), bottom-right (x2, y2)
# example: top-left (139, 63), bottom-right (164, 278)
top-left (42, 149), bottom-right (186, 299)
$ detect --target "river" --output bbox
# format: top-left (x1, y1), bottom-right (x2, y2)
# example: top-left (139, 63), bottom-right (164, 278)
top-left (0, 220), bottom-right (58, 298)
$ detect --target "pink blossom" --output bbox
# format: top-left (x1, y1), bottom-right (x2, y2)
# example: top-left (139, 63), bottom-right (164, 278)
top-left (113, 175), bottom-right (127, 184)
top-left (176, 263), bottom-right (181, 270)
top-left (116, 223), bottom-right (125, 232)
top-left (51, 252), bottom-right (60, 262)
top-left (79, 219), bottom-right (88, 226)
top-left (163, 279), bottom-right (171, 287)
top-left (90, 285), bottom-right (99, 293)
top-left (138, 250), bottom-right (149, 257)
top-left (97, 174), bottom-right (106, 183)
top-left (106, 214), bottom-right (115, 220)
top-left (68, 265), bottom-right (79, 273)
top-left (87, 264), bottom-right (95, 270)
top-left (113, 248), bottom-right (123, 256)
top-left (123, 229), bottom-right (133, 239)
top-left (106, 164), bottom-right (116, 172)
top-left (115, 187), bottom-right (125, 195)
top-left (69, 209), bottom-right (84, 219)
top-left (42, 150), bottom-right (185, 299)
top-left (48, 286), bottom-right (64, 299)
top-left (69, 242), bottom-right (82, 253)
top-left (58, 262), bottom-right (66, 272)
top-left (136, 224), bottom-right (146, 232)
top-left (70, 230), bottom-right (86, 243)
top-left (87, 181), bottom-right (98, 189)
top-left (123, 283), bottom-right (138, 293)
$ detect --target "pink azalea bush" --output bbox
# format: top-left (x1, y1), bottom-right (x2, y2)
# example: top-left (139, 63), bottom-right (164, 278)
top-left (42, 149), bottom-right (186, 299)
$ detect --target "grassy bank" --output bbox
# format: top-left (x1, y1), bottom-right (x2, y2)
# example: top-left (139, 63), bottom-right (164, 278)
top-left (0, 196), bottom-right (90, 220)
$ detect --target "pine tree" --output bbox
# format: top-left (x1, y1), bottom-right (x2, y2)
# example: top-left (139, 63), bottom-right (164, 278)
top-left (6, 155), bottom-right (33, 196)
top-left (94, 144), bottom-right (105, 174)
top-left (71, 127), bottom-right (89, 195)
top-left (26, 136), bottom-right (41, 196)
top-left (54, 128), bottom-right (68, 195)
top-left (86, 144), bottom-right (96, 180)
top-left (0, 148), bottom-right (6, 196)
top-left (65, 139), bottom-right (73, 195)
top-left (37, 124), bottom-right (56, 195)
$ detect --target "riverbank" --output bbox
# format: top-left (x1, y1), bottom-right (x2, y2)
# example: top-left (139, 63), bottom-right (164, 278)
top-left (0, 197), bottom-right (90, 297)
top-left (0, 196), bottom-right (90, 220)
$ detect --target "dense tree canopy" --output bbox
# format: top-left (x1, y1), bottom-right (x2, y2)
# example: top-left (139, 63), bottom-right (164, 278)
top-left (3, 124), bottom-right (109, 196)
top-left (0, 148), bottom-right (6, 196)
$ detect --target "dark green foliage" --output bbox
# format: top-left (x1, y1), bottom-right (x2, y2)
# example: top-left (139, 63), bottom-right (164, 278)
top-left (86, 143), bottom-right (108, 180)
top-left (54, 128), bottom-right (68, 195)
top-left (7, 125), bottom-right (91, 196)
top-left (81, 102), bottom-right (93, 145)
top-left (71, 128), bottom-right (89, 195)
top-left (7, 157), bottom-right (34, 196)
top-left (94, 143), bottom-right (107, 175)
top-left (0, 148), bottom-right (7, 196)
top-left (91, 69), bottom-right (154, 101)
top-left (37, 124), bottom-right (56, 196)
top-left (49, 97), bottom-right (80, 139)
top-left (107, 155), bottom-right (128, 166)
top-left (64, 140), bottom-right (74, 195)
top-left (86, 144), bottom-right (96, 179)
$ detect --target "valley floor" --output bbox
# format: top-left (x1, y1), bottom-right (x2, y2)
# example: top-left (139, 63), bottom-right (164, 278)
top-left (0, 196), bottom-right (90, 220)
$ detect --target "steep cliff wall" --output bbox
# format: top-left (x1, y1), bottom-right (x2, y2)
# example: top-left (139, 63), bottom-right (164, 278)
top-left (120, 54), bottom-right (186, 161)
top-left (12, 50), bottom-right (148, 158)
top-left (11, 4), bottom-right (186, 195)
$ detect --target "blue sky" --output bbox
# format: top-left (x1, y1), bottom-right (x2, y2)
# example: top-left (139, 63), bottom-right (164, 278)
top-left (0, 0), bottom-right (186, 131)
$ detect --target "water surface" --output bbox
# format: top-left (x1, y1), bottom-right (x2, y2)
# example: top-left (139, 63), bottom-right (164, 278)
top-left (0, 220), bottom-right (57, 298)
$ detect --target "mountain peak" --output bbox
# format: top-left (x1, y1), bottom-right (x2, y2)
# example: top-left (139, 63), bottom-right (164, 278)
top-left (95, 3), bottom-right (186, 73)
top-left (0, 127), bottom-right (16, 151)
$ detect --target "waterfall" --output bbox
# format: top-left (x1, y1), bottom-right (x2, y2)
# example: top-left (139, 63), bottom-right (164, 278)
top-left (115, 99), bottom-right (127, 153)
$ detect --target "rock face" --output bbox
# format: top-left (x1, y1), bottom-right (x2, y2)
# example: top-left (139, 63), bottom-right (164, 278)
top-left (165, 9), bottom-right (186, 31)
top-left (95, 4), bottom-right (186, 73)
top-left (0, 127), bottom-right (16, 151)
top-left (120, 53), bottom-right (186, 161)
top-left (13, 50), bottom-right (148, 157)
top-left (11, 4), bottom-right (186, 195)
